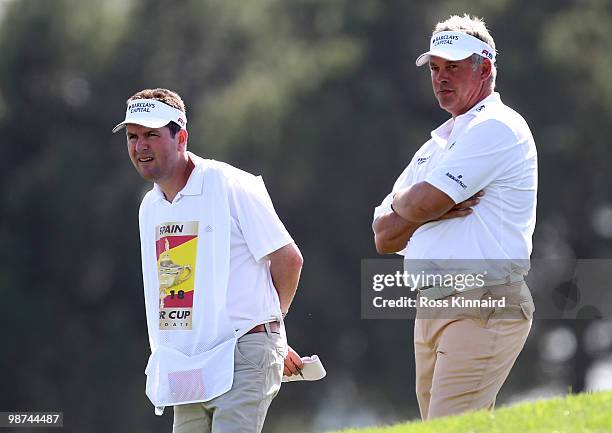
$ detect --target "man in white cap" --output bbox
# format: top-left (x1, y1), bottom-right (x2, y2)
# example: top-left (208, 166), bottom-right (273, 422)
top-left (372, 15), bottom-right (537, 419)
top-left (113, 88), bottom-right (305, 432)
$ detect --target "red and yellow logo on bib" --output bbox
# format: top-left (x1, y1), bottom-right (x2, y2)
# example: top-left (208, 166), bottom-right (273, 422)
top-left (155, 221), bottom-right (198, 330)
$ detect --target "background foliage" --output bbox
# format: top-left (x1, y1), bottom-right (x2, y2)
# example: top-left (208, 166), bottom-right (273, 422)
top-left (2, 0), bottom-right (612, 432)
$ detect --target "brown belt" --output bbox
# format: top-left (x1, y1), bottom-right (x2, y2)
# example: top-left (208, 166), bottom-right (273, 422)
top-left (246, 321), bottom-right (281, 334)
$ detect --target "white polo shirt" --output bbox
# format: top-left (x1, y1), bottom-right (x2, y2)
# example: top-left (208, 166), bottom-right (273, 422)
top-left (374, 93), bottom-right (537, 278)
top-left (142, 152), bottom-right (294, 333)
top-left (138, 153), bottom-right (295, 410)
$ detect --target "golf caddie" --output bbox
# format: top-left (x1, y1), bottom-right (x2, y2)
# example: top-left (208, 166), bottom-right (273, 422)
top-left (373, 14), bottom-right (537, 419)
top-left (113, 88), bottom-right (305, 432)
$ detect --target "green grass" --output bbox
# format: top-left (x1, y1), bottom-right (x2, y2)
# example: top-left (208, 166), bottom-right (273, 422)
top-left (331, 391), bottom-right (612, 433)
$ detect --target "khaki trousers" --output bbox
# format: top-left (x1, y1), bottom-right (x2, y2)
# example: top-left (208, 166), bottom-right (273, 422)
top-left (172, 328), bottom-right (285, 433)
top-left (414, 281), bottom-right (534, 420)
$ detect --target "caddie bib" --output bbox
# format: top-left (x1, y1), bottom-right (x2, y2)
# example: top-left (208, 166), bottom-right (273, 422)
top-left (138, 158), bottom-right (236, 414)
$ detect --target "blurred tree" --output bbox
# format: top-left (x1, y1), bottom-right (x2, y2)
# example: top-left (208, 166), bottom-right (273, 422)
top-left (2, 0), bottom-right (612, 432)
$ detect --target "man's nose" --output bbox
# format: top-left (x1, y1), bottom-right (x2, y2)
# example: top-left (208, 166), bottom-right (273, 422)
top-left (435, 70), bottom-right (449, 84)
top-left (135, 138), bottom-right (149, 152)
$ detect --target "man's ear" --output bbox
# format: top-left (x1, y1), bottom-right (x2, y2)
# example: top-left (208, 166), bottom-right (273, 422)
top-left (177, 129), bottom-right (189, 151)
top-left (481, 58), bottom-right (493, 82)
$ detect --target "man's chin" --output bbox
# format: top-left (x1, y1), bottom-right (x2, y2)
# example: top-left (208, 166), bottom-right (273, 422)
top-left (136, 168), bottom-right (157, 182)
top-left (436, 100), bottom-right (454, 114)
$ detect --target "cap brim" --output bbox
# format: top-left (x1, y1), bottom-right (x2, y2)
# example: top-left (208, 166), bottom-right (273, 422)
top-left (415, 49), bottom-right (473, 67)
top-left (111, 118), bottom-right (170, 133)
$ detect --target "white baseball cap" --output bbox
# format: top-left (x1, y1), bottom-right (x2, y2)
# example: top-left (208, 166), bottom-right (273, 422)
top-left (415, 31), bottom-right (496, 67)
top-left (112, 98), bottom-right (187, 133)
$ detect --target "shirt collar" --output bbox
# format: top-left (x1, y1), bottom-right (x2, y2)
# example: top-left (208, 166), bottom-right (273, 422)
top-left (461, 91), bottom-right (501, 118)
top-left (178, 152), bottom-right (205, 197)
top-left (151, 183), bottom-right (165, 202)
top-left (150, 151), bottom-right (205, 202)
top-left (430, 92), bottom-right (502, 143)
top-left (431, 117), bottom-right (455, 143)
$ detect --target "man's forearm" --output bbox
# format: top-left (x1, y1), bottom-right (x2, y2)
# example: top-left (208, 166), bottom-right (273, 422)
top-left (392, 182), bottom-right (455, 223)
top-left (374, 189), bottom-right (482, 254)
top-left (373, 211), bottom-right (424, 254)
top-left (268, 243), bottom-right (303, 315)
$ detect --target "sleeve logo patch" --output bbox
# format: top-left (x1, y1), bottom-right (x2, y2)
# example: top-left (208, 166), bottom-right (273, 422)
top-left (417, 155), bottom-right (431, 165)
top-left (445, 172), bottom-right (467, 189)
